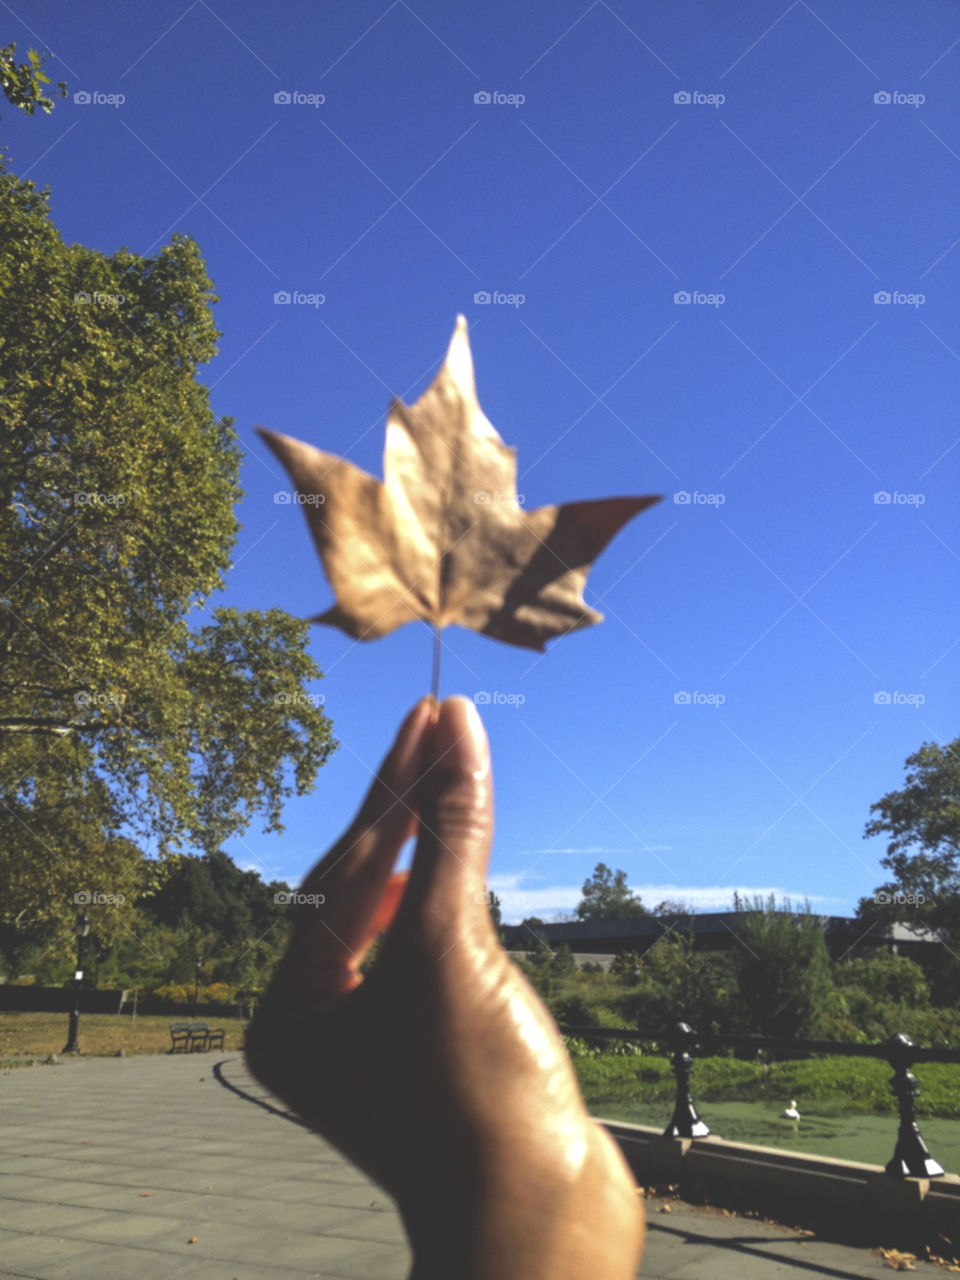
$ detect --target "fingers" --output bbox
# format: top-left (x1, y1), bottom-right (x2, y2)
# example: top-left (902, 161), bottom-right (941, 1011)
top-left (287, 697), bottom-right (436, 988)
top-left (391, 697), bottom-right (495, 945)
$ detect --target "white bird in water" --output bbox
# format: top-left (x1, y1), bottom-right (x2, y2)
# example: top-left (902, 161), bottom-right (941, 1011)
top-left (780, 1100), bottom-right (800, 1121)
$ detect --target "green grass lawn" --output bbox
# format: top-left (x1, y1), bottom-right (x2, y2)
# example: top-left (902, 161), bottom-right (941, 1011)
top-left (0, 1011), bottom-right (246, 1058)
top-left (569, 1050), bottom-right (960, 1118)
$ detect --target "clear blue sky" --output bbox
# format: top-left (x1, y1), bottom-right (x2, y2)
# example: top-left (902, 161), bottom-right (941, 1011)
top-left (7, 1), bottom-right (959, 922)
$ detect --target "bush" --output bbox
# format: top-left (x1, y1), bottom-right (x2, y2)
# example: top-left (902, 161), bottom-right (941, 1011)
top-left (152, 983), bottom-right (191, 1004)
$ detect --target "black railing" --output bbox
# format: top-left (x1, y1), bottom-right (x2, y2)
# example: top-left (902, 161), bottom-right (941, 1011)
top-left (557, 1021), bottom-right (960, 1178)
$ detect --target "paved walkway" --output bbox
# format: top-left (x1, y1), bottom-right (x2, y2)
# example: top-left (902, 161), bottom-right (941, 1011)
top-left (0, 1055), bottom-right (934, 1278)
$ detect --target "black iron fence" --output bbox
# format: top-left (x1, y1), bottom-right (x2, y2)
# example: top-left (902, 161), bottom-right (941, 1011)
top-left (557, 1020), bottom-right (960, 1179)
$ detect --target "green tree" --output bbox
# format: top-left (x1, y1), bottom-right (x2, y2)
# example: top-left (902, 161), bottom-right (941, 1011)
top-left (575, 863), bottom-right (649, 921)
top-left (486, 890), bottom-right (503, 933)
top-left (859, 738), bottom-right (960, 1002)
top-left (0, 164), bottom-right (336, 954)
top-left (1, 44), bottom-right (66, 118)
top-left (141, 850), bottom-right (291, 945)
top-left (729, 895), bottom-right (837, 1037)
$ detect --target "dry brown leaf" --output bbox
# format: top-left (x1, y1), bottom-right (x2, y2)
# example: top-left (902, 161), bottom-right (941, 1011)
top-left (881, 1249), bottom-right (917, 1271)
top-left (258, 317), bottom-right (661, 653)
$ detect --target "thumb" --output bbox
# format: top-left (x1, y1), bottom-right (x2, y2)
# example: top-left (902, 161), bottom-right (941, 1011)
top-left (391, 696), bottom-right (494, 946)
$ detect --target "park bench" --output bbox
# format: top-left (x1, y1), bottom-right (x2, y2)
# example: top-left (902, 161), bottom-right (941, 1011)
top-left (169, 1021), bottom-right (225, 1053)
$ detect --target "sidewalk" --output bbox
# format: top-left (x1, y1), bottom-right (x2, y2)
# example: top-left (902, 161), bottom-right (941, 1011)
top-left (0, 1054), bottom-right (933, 1278)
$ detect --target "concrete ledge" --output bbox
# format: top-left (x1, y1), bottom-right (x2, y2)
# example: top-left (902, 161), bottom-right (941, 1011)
top-left (601, 1118), bottom-right (960, 1249)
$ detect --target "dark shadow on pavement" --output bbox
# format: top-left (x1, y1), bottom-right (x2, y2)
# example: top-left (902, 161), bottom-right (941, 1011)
top-left (648, 1217), bottom-right (882, 1280)
top-left (212, 1055), bottom-right (311, 1129)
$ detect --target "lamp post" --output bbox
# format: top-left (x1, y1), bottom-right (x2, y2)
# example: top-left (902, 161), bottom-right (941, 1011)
top-left (192, 952), bottom-right (202, 1017)
top-left (63, 913), bottom-right (91, 1054)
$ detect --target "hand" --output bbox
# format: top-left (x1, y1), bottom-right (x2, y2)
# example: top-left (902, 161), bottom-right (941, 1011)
top-left (245, 696), bottom-right (644, 1279)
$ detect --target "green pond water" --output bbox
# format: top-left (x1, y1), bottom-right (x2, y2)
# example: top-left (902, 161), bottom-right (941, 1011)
top-left (591, 1098), bottom-right (960, 1174)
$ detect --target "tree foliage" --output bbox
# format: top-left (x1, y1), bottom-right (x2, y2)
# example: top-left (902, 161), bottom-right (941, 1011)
top-left (575, 862), bottom-right (649, 921)
top-left (861, 739), bottom-right (960, 920)
top-left (0, 163), bottom-right (336, 949)
top-left (859, 738), bottom-right (960, 1002)
top-left (729, 895), bottom-right (836, 1037)
top-left (1, 43), bottom-right (66, 118)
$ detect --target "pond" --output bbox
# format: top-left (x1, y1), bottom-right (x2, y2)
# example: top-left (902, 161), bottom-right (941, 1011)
top-left (592, 1098), bottom-right (960, 1174)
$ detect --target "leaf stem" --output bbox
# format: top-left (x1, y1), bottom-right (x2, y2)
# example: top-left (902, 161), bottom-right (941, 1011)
top-left (430, 624), bottom-right (442, 701)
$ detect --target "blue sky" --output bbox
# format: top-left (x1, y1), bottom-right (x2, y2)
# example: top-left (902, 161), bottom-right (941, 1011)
top-left (7, 1), bottom-right (959, 923)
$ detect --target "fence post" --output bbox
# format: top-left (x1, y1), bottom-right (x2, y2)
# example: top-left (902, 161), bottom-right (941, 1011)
top-left (664, 1021), bottom-right (710, 1138)
top-left (884, 1033), bottom-right (943, 1178)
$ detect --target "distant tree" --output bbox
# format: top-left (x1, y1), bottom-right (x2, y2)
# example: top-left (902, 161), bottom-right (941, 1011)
top-left (575, 863), bottom-right (649, 921)
top-left (519, 915), bottom-right (548, 944)
top-left (141, 851), bottom-right (291, 945)
top-left (652, 899), bottom-right (689, 917)
top-left (860, 739), bottom-right (960, 928)
top-left (858, 738), bottom-right (960, 1002)
top-left (620, 935), bottom-right (736, 1033)
top-left (835, 952), bottom-right (930, 1008)
top-left (729, 895), bottom-right (837, 1037)
top-left (486, 890), bottom-right (503, 933)
top-left (552, 942), bottom-right (576, 974)
top-left (1, 43), bottom-right (66, 118)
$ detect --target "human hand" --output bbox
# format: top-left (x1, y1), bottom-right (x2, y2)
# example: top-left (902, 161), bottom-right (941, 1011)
top-left (245, 695), bottom-right (644, 1279)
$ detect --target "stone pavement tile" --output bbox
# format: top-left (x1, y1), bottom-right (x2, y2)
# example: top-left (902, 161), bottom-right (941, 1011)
top-left (0, 1230), bottom-right (110, 1277)
top-left (4, 1204), bottom-right (118, 1234)
top-left (274, 1182), bottom-right (397, 1211)
top-left (65, 1184), bottom-right (388, 1234)
top-left (322, 1209), bottom-right (409, 1246)
top-left (0, 1241), bottom-right (218, 1280)
top-left (18, 1167), bottom-right (133, 1193)
top-left (17, 1205), bottom-right (182, 1247)
top-left (639, 1205), bottom-right (910, 1280)
top-left (86, 1218), bottom-right (403, 1273)
top-left (1, 1181), bottom-right (117, 1210)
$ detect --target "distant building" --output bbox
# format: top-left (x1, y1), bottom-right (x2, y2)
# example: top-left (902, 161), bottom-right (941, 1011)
top-left (501, 912), bottom-right (941, 963)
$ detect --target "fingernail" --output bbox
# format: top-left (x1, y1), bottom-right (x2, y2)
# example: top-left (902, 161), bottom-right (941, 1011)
top-left (430, 696), bottom-right (489, 779)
